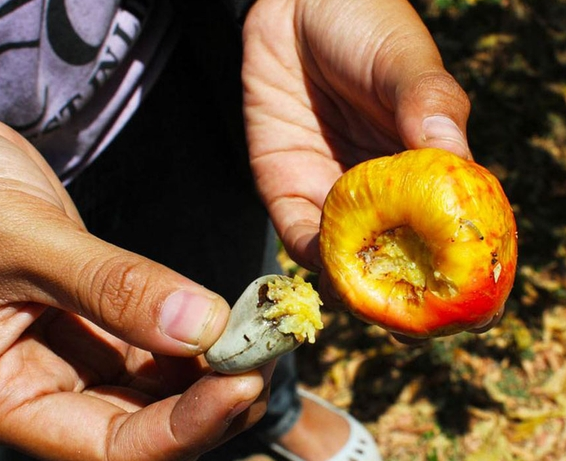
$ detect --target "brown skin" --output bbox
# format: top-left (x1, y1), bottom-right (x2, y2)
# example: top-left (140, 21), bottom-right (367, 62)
top-left (243, 0), bottom-right (490, 330)
top-left (0, 0), bottom-right (489, 459)
top-left (245, 0), bottom-right (472, 274)
top-left (0, 123), bottom-right (272, 461)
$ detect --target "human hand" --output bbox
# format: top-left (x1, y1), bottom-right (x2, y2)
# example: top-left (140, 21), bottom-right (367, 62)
top-left (0, 124), bottom-right (271, 460)
top-left (242, 0), bottom-right (504, 335)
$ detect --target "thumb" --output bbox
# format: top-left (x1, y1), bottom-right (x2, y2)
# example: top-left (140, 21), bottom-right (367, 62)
top-left (1, 199), bottom-right (230, 356)
top-left (396, 70), bottom-right (472, 160)
top-left (0, 126), bottom-right (230, 356)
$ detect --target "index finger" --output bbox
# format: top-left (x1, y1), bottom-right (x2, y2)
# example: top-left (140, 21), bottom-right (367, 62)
top-left (1, 371), bottom-right (267, 461)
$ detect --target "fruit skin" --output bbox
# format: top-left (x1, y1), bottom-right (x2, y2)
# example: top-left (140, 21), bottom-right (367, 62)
top-left (319, 148), bottom-right (518, 338)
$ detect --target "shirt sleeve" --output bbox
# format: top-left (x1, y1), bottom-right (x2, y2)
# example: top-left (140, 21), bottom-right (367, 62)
top-left (221, 0), bottom-right (257, 25)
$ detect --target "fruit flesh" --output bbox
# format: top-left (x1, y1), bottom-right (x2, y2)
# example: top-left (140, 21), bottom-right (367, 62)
top-left (319, 148), bottom-right (518, 338)
top-left (356, 226), bottom-right (458, 303)
top-left (262, 274), bottom-right (324, 344)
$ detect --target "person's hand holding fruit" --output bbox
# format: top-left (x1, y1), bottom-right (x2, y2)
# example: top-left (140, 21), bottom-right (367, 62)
top-left (244, 0), bottom-right (517, 337)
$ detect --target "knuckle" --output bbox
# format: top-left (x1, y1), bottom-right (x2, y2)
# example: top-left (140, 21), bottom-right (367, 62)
top-left (417, 71), bottom-right (471, 116)
top-left (78, 255), bottom-right (152, 332)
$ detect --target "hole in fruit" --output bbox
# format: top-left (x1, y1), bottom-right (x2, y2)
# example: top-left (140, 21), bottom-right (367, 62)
top-left (356, 226), bottom-right (457, 300)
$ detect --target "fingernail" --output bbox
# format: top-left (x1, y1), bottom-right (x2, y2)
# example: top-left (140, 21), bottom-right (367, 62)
top-left (160, 291), bottom-right (222, 346)
top-left (422, 115), bottom-right (470, 159)
top-left (227, 397), bottom-right (255, 422)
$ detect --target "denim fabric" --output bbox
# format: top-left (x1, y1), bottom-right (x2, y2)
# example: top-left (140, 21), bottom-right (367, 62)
top-left (253, 352), bottom-right (303, 440)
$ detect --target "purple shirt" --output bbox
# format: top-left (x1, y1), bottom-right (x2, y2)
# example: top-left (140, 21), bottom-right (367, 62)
top-left (0, 0), bottom-right (175, 183)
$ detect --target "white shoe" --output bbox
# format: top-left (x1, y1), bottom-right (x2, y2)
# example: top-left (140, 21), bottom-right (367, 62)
top-left (268, 388), bottom-right (383, 461)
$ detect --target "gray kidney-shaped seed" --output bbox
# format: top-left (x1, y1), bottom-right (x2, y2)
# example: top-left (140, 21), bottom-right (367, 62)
top-left (205, 275), bottom-right (301, 374)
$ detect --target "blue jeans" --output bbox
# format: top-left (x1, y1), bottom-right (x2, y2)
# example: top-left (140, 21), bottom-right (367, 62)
top-left (0, 5), bottom-right (301, 458)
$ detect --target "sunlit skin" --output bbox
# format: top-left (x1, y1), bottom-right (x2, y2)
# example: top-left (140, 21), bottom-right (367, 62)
top-left (320, 148), bottom-right (518, 338)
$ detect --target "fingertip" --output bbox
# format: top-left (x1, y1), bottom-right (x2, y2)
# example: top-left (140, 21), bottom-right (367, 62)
top-left (468, 306), bottom-right (505, 334)
top-left (391, 332), bottom-right (430, 346)
top-left (225, 369), bottom-right (268, 421)
top-left (421, 115), bottom-right (472, 160)
top-left (281, 223), bottom-right (322, 272)
top-left (317, 271), bottom-right (347, 311)
top-left (396, 70), bottom-right (472, 159)
top-left (121, 370), bottom-right (269, 460)
top-left (159, 289), bottom-right (231, 353)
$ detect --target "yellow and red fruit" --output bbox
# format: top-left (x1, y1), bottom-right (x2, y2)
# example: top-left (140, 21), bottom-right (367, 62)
top-left (319, 148), bottom-right (517, 338)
